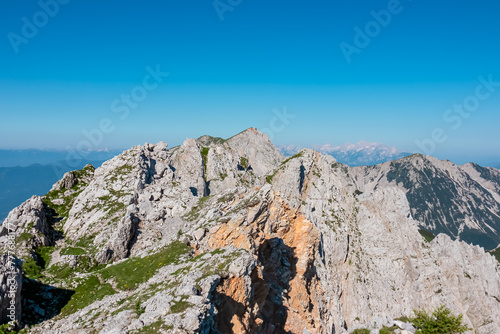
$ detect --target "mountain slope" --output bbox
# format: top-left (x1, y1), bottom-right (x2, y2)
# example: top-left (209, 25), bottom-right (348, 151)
top-left (351, 154), bottom-right (500, 249)
top-left (0, 128), bottom-right (499, 334)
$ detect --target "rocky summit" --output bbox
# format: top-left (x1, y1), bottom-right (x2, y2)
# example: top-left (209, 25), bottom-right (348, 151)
top-left (1, 128), bottom-right (500, 334)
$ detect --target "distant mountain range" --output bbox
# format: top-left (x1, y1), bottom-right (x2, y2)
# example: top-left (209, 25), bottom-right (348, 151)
top-left (0, 148), bottom-right (123, 167)
top-left (278, 141), bottom-right (411, 166)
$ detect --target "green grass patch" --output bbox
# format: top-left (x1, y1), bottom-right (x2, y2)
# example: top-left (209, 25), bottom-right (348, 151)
top-left (193, 249), bottom-right (244, 285)
top-left (134, 320), bottom-right (173, 333)
top-left (488, 247), bottom-right (500, 263)
top-left (380, 326), bottom-right (398, 334)
top-left (418, 229), bottom-right (436, 243)
top-left (282, 151), bottom-right (303, 165)
top-left (114, 164), bottom-right (133, 175)
top-left (22, 246), bottom-right (55, 279)
top-left (16, 232), bottom-right (33, 243)
top-left (265, 174), bottom-right (276, 184)
top-left (352, 329), bottom-right (370, 334)
top-left (0, 322), bottom-right (28, 334)
top-left (108, 163), bottom-right (134, 183)
top-left (201, 146), bottom-right (210, 179)
top-left (100, 240), bottom-right (190, 290)
top-left (75, 235), bottom-right (95, 249)
top-left (239, 157), bottom-right (249, 169)
top-left (98, 194), bottom-right (127, 218)
top-left (198, 135), bottom-right (226, 146)
top-left (217, 192), bottom-right (234, 203)
top-left (23, 258), bottom-right (43, 280)
top-left (198, 195), bottom-right (212, 205)
top-left (45, 263), bottom-right (75, 280)
top-left (61, 275), bottom-right (116, 316)
top-left (201, 147), bottom-right (210, 163)
top-left (228, 193), bottom-right (260, 213)
top-left (135, 300), bottom-right (145, 315)
top-left (37, 246), bottom-right (55, 267)
top-left (16, 232), bottom-right (33, 244)
top-left (170, 296), bottom-right (193, 313)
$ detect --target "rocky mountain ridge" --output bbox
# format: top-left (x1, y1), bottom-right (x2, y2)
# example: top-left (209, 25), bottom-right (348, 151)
top-left (0, 128), bottom-right (499, 334)
top-left (351, 154), bottom-right (500, 250)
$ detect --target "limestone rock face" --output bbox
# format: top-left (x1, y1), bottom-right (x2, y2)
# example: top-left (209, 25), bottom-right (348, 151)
top-left (2, 128), bottom-right (500, 333)
top-left (0, 196), bottom-right (52, 259)
top-left (61, 128), bottom-right (284, 264)
top-left (50, 164), bottom-right (95, 192)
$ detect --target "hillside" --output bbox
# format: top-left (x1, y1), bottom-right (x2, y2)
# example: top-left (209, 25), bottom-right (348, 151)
top-left (351, 155), bottom-right (500, 250)
top-left (1, 128), bottom-right (499, 334)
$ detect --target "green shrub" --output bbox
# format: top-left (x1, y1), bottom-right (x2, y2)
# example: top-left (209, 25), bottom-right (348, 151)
top-left (16, 232), bottom-right (33, 244)
top-left (380, 326), bottom-right (398, 334)
top-left (135, 300), bottom-right (145, 315)
top-left (170, 299), bottom-right (192, 313)
top-left (23, 258), bottom-right (42, 279)
top-left (418, 229), bottom-right (436, 243)
top-left (488, 247), bottom-right (500, 263)
top-left (411, 305), bottom-right (471, 334)
top-left (0, 322), bottom-right (27, 333)
top-left (36, 246), bottom-right (55, 267)
top-left (0, 324), bottom-right (13, 334)
top-left (352, 329), bottom-right (370, 334)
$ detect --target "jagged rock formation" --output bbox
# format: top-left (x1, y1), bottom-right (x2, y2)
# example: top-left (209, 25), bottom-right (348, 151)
top-left (351, 154), bottom-right (500, 249)
top-left (0, 196), bottom-right (53, 260)
top-left (0, 128), bottom-right (499, 333)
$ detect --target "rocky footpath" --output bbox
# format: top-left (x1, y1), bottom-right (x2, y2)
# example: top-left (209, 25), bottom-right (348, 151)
top-left (0, 128), bottom-right (499, 333)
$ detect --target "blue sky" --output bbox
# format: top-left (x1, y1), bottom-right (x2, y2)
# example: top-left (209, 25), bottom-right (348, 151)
top-left (0, 0), bottom-right (499, 165)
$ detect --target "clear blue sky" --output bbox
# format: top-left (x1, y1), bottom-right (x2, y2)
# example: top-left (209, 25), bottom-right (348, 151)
top-left (0, 0), bottom-right (499, 164)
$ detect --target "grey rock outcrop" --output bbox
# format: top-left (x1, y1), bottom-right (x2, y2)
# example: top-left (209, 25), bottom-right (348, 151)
top-left (0, 196), bottom-right (52, 259)
top-left (0, 254), bottom-right (22, 325)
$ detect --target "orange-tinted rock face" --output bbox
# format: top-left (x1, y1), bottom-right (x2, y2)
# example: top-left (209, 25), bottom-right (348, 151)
top-left (207, 192), bottom-right (324, 333)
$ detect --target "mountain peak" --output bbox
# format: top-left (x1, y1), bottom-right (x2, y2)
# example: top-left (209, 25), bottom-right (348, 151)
top-left (226, 127), bottom-right (270, 142)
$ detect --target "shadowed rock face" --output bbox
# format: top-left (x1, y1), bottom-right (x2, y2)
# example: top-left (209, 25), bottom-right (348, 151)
top-left (1, 128), bottom-right (500, 333)
top-left (0, 254), bottom-right (22, 325)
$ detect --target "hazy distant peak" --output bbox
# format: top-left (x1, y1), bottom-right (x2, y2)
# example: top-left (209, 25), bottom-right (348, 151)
top-left (277, 141), bottom-right (410, 166)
